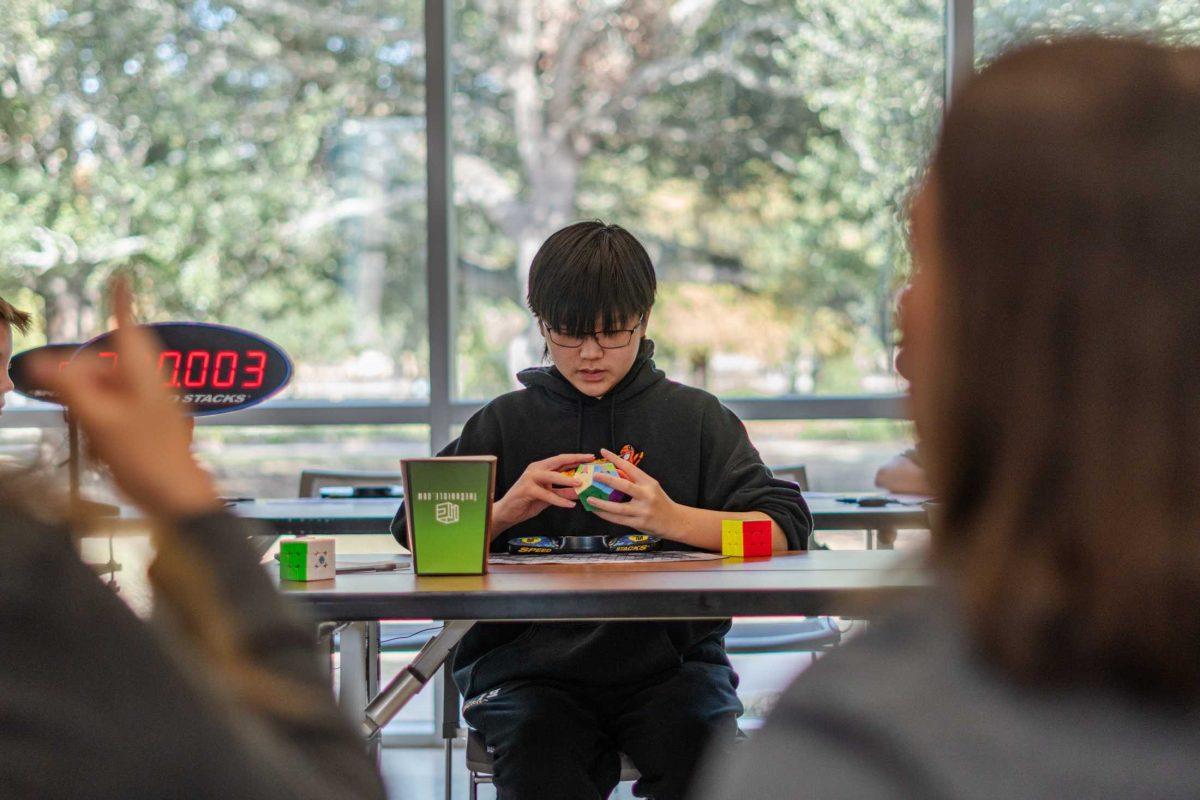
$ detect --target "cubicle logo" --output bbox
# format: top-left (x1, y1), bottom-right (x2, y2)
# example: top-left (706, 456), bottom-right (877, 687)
top-left (435, 502), bottom-right (460, 525)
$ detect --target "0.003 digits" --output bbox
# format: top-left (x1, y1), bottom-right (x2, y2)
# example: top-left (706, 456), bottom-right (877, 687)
top-left (97, 349), bottom-right (267, 390)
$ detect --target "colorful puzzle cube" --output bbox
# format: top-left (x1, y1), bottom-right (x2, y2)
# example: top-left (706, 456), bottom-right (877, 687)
top-left (563, 459), bottom-right (630, 512)
top-left (721, 520), bottom-right (773, 557)
top-left (279, 537), bottom-right (336, 581)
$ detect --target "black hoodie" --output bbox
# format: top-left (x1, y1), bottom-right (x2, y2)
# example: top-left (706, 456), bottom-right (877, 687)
top-left (391, 340), bottom-right (812, 697)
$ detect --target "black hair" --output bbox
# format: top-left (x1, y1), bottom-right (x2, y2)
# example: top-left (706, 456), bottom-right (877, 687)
top-left (526, 221), bottom-right (656, 335)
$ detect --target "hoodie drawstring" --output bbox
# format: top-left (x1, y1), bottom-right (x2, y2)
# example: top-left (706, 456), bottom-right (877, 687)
top-left (576, 397), bottom-right (584, 453)
top-left (609, 397), bottom-right (617, 455)
top-left (521, 339), bottom-right (655, 457)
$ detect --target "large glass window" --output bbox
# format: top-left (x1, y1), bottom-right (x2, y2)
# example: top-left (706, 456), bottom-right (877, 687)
top-left (194, 423), bottom-right (429, 497)
top-left (453, 1), bottom-right (943, 400)
top-left (0, 1), bottom-right (428, 404)
top-left (976, 0), bottom-right (1200, 64)
top-left (745, 419), bottom-right (914, 491)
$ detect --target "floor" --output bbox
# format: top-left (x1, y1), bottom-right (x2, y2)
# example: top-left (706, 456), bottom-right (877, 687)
top-left (380, 745), bottom-right (472, 800)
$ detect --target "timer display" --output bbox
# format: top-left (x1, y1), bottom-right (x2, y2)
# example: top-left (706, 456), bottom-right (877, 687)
top-left (75, 322), bottom-right (292, 415)
top-left (97, 348), bottom-right (270, 390)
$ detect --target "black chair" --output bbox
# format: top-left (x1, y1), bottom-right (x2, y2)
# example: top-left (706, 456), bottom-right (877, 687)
top-left (297, 467), bottom-right (403, 499)
top-left (725, 617), bottom-right (841, 655)
top-left (769, 463), bottom-right (810, 491)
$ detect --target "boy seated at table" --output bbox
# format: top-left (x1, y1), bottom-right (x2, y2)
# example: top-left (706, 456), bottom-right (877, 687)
top-left (392, 221), bottom-right (811, 800)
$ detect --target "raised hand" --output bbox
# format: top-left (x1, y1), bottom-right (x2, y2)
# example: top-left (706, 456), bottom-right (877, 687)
top-left (33, 278), bottom-right (221, 520)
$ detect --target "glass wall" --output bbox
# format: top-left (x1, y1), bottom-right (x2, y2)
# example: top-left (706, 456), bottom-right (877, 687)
top-left (193, 423), bottom-right (429, 497)
top-left (452, 1), bottom-right (943, 400)
top-left (12, 2), bottom-right (1199, 444)
top-left (746, 419), bottom-right (914, 492)
top-left (976, 0), bottom-right (1200, 64)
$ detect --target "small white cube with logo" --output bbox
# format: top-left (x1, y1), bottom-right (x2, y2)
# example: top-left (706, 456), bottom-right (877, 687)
top-left (279, 537), bottom-right (336, 581)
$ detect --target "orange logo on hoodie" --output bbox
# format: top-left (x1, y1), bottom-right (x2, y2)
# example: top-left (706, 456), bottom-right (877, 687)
top-left (618, 444), bottom-right (644, 466)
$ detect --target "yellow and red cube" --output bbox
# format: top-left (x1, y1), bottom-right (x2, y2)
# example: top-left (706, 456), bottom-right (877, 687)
top-left (721, 519), bottom-right (772, 557)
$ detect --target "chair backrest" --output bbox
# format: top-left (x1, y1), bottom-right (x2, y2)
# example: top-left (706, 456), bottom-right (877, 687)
top-left (724, 618), bottom-right (841, 654)
top-left (297, 468), bottom-right (404, 498)
top-left (770, 463), bottom-right (810, 492)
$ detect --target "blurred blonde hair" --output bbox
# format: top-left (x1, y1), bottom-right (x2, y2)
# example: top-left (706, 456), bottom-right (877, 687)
top-left (0, 296), bottom-right (32, 335)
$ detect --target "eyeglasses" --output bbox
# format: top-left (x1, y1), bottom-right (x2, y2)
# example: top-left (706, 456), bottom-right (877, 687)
top-left (541, 317), bottom-right (643, 349)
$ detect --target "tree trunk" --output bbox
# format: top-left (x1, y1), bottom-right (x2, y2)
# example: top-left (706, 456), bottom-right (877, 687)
top-left (352, 126), bottom-right (390, 351)
top-left (503, 0), bottom-right (582, 380)
top-left (41, 274), bottom-right (87, 343)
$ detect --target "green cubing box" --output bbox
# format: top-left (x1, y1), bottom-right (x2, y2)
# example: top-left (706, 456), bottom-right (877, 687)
top-left (279, 537), bottom-right (335, 581)
top-left (401, 456), bottom-right (497, 575)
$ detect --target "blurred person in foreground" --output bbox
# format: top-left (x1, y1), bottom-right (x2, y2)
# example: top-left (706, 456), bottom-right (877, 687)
top-left (0, 281), bottom-right (386, 800)
top-left (700, 37), bottom-right (1200, 799)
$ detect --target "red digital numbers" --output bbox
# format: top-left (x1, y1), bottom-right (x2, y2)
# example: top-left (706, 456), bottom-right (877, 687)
top-left (182, 351), bottom-right (209, 388)
top-left (145, 349), bottom-right (270, 391)
top-left (243, 350), bottom-right (267, 389)
top-left (212, 351), bottom-right (238, 389)
top-left (158, 350), bottom-right (182, 386)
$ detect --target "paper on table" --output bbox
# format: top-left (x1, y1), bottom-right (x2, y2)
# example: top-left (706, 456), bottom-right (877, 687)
top-left (336, 559), bottom-right (405, 574)
top-left (271, 552), bottom-right (411, 573)
top-left (805, 491), bottom-right (931, 505)
top-left (489, 551), bottom-right (725, 565)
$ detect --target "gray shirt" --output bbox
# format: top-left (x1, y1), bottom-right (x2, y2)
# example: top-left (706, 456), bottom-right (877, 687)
top-left (0, 501), bottom-right (386, 800)
top-left (700, 590), bottom-right (1200, 799)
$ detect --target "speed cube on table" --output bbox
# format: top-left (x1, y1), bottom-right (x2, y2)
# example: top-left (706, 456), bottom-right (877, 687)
top-left (721, 520), bottom-right (772, 557)
top-left (279, 536), bottom-right (336, 581)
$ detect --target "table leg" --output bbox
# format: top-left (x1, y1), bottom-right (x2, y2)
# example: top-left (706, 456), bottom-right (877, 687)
top-left (362, 619), bottom-right (476, 740)
top-left (316, 621), bottom-right (344, 684)
top-left (339, 621), bottom-right (381, 722)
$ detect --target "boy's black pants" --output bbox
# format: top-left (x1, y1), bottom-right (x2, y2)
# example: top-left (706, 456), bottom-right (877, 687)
top-left (462, 660), bottom-right (742, 800)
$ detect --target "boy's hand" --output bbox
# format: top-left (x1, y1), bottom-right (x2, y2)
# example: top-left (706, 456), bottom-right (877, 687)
top-left (491, 452), bottom-right (593, 535)
top-left (32, 278), bottom-right (221, 521)
top-left (588, 448), bottom-right (681, 536)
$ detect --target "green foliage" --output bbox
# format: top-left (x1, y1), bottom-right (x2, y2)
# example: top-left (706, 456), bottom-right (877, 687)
top-left (453, 0), bottom-right (942, 395)
top-left (0, 0), bottom-right (425, 371)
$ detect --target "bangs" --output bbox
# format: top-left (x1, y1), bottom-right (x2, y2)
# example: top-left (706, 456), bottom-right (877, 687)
top-left (535, 258), bottom-right (648, 334)
top-left (527, 221), bottom-right (656, 333)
